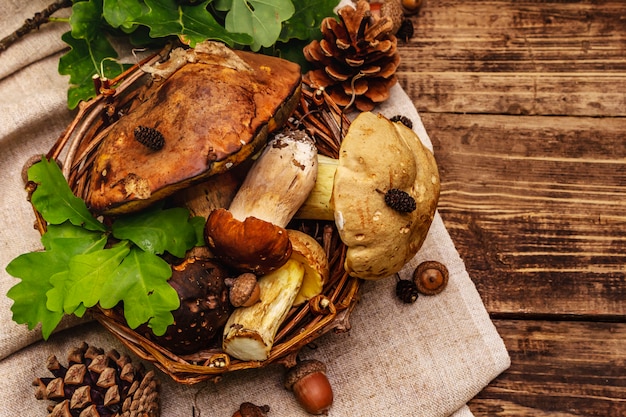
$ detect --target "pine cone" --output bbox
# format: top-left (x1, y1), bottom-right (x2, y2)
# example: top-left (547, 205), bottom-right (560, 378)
top-left (303, 0), bottom-right (400, 111)
top-left (33, 342), bottom-right (160, 417)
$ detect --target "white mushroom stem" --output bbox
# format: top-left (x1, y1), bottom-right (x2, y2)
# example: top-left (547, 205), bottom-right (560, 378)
top-left (222, 258), bottom-right (305, 361)
top-left (294, 154), bottom-right (338, 221)
top-left (228, 130), bottom-right (318, 227)
top-left (221, 230), bottom-right (328, 361)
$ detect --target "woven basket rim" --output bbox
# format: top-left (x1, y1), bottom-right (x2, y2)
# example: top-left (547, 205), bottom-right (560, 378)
top-left (34, 49), bottom-right (361, 384)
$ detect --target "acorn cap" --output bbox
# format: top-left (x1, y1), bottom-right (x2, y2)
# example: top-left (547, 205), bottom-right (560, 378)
top-left (413, 260), bottom-right (449, 295)
top-left (226, 273), bottom-right (261, 307)
top-left (284, 359), bottom-right (327, 391)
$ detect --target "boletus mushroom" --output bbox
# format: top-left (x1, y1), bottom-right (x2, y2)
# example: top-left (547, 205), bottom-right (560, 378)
top-left (84, 41), bottom-right (302, 215)
top-left (295, 111), bottom-right (440, 280)
top-left (139, 255), bottom-right (232, 355)
top-left (222, 229), bottom-right (329, 361)
top-left (205, 129), bottom-right (318, 275)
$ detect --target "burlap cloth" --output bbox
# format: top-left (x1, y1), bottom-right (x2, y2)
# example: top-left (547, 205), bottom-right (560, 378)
top-left (0, 1), bottom-right (510, 416)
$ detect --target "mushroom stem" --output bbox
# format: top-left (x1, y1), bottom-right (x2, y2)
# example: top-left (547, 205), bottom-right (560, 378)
top-left (294, 155), bottom-right (338, 221)
top-left (205, 129), bottom-right (319, 274)
top-left (223, 258), bottom-right (305, 361)
top-left (221, 230), bottom-right (328, 361)
top-left (228, 130), bottom-right (318, 227)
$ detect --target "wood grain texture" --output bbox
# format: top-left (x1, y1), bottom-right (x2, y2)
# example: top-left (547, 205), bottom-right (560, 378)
top-left (396, 0), bottom-right (626, 415)
top-left (425, 112), bottom-right (626, 317)
top-left (470, 320), bottom-right (626, 416)
top-left (398, 0), bottom-right (626, 116)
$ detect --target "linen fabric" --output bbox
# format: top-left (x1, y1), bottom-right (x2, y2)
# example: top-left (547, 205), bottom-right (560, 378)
top-left (0, 1), bottom-right (510, 416)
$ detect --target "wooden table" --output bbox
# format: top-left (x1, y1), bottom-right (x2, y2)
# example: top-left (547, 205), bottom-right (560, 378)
top-left (398, 1), bottom-right (626, 415)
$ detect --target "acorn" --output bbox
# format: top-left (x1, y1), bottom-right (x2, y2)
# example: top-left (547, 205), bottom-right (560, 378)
top-left (401, 0), bottom-right (424, 15)
top-left (225, 273), bottom-right (261, 307)
top-left (413, 260), bottom-right (449, 295)
top-left (284, 359), bottom-right (333, 415)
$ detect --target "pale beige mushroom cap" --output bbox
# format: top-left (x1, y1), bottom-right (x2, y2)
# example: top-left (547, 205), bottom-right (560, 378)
top-left (331, 111), bottom-right (440, 280)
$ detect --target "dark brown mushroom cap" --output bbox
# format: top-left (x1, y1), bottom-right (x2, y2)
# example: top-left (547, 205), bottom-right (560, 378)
top-left (85, 43), bottom-right (302, 215)
top-left (205, 208), bottom-right (292, 275)
top-left (139, 256), bottom-right (232, 355)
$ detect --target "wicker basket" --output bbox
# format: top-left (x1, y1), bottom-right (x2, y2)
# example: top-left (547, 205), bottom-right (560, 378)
top-left (33, 50), bottom-right (361, 384)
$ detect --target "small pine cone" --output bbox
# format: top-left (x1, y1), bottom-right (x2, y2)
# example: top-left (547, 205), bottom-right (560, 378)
top-left (33, 342), bottom-right (160, 417)
top-left (384, 188), bottom-right (417, 213)
top-left (396, 279), bottom-right (419, 303)
top-left (134, 126), bottom-right (165, 151)
top-left (389, 114), bottom-right (413, 129)
top-left (303, 0), bottom-right (400, 111)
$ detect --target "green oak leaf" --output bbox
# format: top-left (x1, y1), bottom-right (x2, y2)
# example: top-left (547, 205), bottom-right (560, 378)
top-left (58, 31), bottom-right (127, 109)
top-left (56, 242), bottom-right (131, 314)
top-left (41, 222), bottom-right (109, 252)
top-left (225, 0), bottom-right (295, 51)
top-left (29, 158), bottom-right (105, 232)
top-left (7, 252), bottom-right (66, 339)
top-left (135, 0), bottom-right (252, 47)
top-left (278, 0), bottom-right (336, 42)
top-left (6, 222), bottom-right (107, 339)
top-left (103, 0), bottom-right (147, 30)
top-left (70, 0), bottom-right (104, 41)
top-left (111, 206), bottom-right (201, 258)
top-left (99, 247), bottom-right (178, 335)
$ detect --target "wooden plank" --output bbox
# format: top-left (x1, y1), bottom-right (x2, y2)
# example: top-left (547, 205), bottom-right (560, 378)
top-left (422, 112), bottom-right (626, 316)
top-left (397, 0), bottom-right (626, 116)
top-left (469, 320), bottom-right (626, 416)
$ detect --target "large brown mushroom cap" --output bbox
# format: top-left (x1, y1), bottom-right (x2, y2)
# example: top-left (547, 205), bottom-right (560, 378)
top-left (85, 42), bottom-right (301, 215)
top-left (331, 111), bottom-right (440, 280)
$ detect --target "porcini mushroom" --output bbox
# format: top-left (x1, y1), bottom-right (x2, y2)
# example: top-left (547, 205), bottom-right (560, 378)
top-left (205, 130), bottom-right (318, 275)
top-left (84, 41), bottom-right (302, 215)
top-left (138, 255), bottom-right (232, 355)
top-left (222, 229), bottom-right (329, 361)
top-left (295, 111), bottom-right (440, 280)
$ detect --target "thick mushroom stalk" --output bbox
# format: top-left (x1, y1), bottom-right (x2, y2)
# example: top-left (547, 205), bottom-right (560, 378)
top-left (295, 111), bottom-right (440, 280)
top-left (222, 230), bottom-right (328, 361)
top-left (228, 130), bottom-right (318, 226)
top-left (205, 130), bottom-right (318, 274)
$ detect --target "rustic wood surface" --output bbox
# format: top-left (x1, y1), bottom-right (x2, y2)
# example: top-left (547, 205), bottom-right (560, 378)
top-left (397, 1), bottom-right (626, 415)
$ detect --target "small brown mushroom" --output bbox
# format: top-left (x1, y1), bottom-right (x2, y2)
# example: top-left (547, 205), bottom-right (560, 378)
top-left (284, 359), bottom-right (333, 415)
top-left (401, 0), bottom-right (424, 15)
top-left (413, 260), bottom-right (449, 295)
top-left (139, 256), bottom-right (232, 354)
